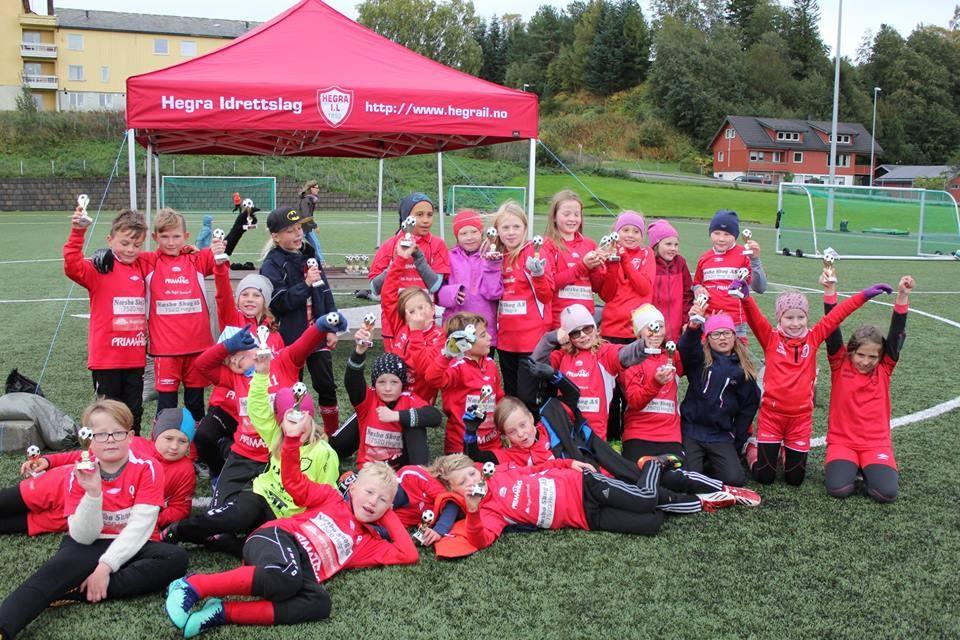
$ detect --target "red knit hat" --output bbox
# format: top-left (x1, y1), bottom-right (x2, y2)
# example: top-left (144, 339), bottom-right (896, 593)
top-left (453, 210), bottom-right (483, 238)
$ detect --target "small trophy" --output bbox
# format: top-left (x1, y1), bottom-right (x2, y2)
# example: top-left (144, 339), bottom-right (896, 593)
top-left (727, 267), bottom-right (750, 299)
top-left (256, 325), bottom-right (272, 356)
top-left (360, 255), bottom-right (370, 275)
top-left (690, 292), bottom-right (709, 325)
top-left (399, 216), bottom-right (416, 249)
top-left (484, 227), bottom-right (501, 260)
top-left (452, 324), bottom-right (477, 354)
top-left (75, 194), bottom-right (93, 228)
top-left (411, 510), bottom-right (435, 546)
top-left (241, 198), bottom-right (257, 230)
top-left (76, 427), bottom-right (96, 472)
top-left (25, 445), bottom-right (44, 477)
top-left (597, 234), bottom-right (613, 259)
top-left (356, 313), bottom-right (376, 347)
top-left (663, 341), bottom-right (677, 372)
top-left (606, 231), bottom-right (621, 262)
top-left (643, 320), bottom-right (663, 354)
top-left (212, 229), bottom-right (229, 264)
top-left (532, 235), bottom-right (544, 260)
top-left (822, 247), bottom-right (838, 283)
top-left (741, 229), bottom-right (754, 256)
top-left (482, 461), bottom-right (496, 479)
top-left (478, 384), bottom-right (495, 407)
top-left (287, 382), bottom-right (308, 423)
top-left (306, 258), bottom-right (322, 287)
top-left (324, 312), bottom-right (341, 331)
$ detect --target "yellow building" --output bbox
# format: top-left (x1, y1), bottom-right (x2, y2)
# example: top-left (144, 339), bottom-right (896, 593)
top-left (2, 1), bottom-right (255, 112)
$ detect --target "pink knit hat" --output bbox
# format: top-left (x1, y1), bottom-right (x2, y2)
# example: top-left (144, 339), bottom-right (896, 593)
top-left (560, 304), bottom-right (596, 334)
top-left (703, 313), bottom-right (736, 335)
top-left (274, 386), bottom-right (315, 423)
top-left (646, 219), bottom-right (679, 248)
top-left (615, 211), bottom-right (646, 234)
top-left (775, 291), bottom-right (809, 322)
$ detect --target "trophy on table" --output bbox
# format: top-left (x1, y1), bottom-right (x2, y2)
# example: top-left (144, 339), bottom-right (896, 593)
top-left (822, 247), bottom-right (839, 283)
top-left (256, 325), bottom-right (272, 357)
top-left (359, 255), bottom-right (370, 275)
top-left (741, 228), bottom-right (754, 256)
top-left (25, 445), bottom-right (44, 478)
top-left (76, 427), bottom-right (96, 472)
top-left (241, 198), bottom-right (257, 230)
top-left (356, 313), bottom-right (376, 347)
top-left (532, 235), bottom-right (544, 259)
top-left (690, 292), bottom-right (709, 326)
top-left (727, 268), bottom-right (751, 299)
top-left (75, 194), bottom-right (93, 228)
top-left (212, 229), bottom-right (229, 264)
top-left (643, 320), bottom-right (664, 354)
top-left (287, 382), bottom-right (309, 423)
top-left (344, 255), bottom-right (354, 275)
top-left (411, 510), bottom-right (435, 546)
top-left (306, 258), bottom-right (322, 287)
top-left (399, 216), bottom-right (416, 249)
top-left (663, 341), bottom-right (677, 372)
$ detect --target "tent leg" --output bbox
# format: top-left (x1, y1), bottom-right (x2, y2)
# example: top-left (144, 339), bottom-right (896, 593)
top-left (127, 129), bottom-right (137, 211)
top-left (145, 144), bottom-right (152, 250)
top-left (376, 158), bottom-right (384, 248)
top-left (437, 151), bottom-right (444, 241)
top-left (528, 138), bottom-right (537, 239)
top-left (154, 153), bottom-right (160, 214)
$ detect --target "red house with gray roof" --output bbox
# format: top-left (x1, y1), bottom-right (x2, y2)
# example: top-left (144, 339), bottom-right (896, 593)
top-left (709, 116), bottom-right (882, 186)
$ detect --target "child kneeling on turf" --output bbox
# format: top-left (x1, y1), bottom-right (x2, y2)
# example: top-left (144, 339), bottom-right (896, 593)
top-left (165, 450), bottom-right (416, 636)
top-left (0, 400), bottom-right (188, 639)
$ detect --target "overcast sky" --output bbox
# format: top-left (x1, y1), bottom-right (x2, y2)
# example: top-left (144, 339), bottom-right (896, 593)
top-left (47, 0), bottom-right (956, 59)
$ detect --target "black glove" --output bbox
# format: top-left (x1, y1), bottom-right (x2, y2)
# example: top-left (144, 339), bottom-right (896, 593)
top-left (92, 248), bottom-right (115, 274)
top-left (526, 360), bottom-right (557, 380)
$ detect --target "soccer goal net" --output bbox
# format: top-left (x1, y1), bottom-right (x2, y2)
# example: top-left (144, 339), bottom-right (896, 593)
top-left (160, 176), bottom-right (277, 214)
top-left (776, 182), bottom-right (960, 259)
top-left (446, 185), bottom-right (527, 215)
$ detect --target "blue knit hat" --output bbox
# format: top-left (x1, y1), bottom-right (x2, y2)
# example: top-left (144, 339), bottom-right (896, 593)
top-left (709, 210), bottom-right (740, 238)
top-left (399, 192), bottom-right (433, 226)
top-left (153, 407), bottom-right (196, 443)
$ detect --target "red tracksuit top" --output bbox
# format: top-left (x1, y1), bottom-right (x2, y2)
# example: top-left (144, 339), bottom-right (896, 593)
top-left (488, 425), bottom-right (571, 470)
top-left (621, 350), bottom-right (684, 443)
top-left (370, 232), bottom-right (450, 340)
top-left (693, 246), bottom-right (751, 325)
top-left (826, 346), bottom-right (897, 450)
top-left (263, 436), bottom-right (418, 582)
top-left (63, 228), bottom-right (147, 369)
top-left (395, 465), bottom-right (446, 527)
top-left (743, 293), bottom-right (868, 417)
top-left (390, 324), bottom-right (444, 405)
top-left (550, 344), bottom-right (623, 440)
top-left (424, 354), bottom-right (505, 454)
top-left (352, 389), bottom-right (430, 466)
top-left (464, 466), bottom-right (589, 550)
top-left (599, 245), bottom-right (656, 339)
top-left (543, 234), bottom-right (604, 328)
top-left (194, 324), bottom-right (323, 461)
top-left (652, 254), bottom-right (694, 343)
top-left (497, 241), bottom-right (555, 352)
top-left (140, 249), bottom-right (216, 356)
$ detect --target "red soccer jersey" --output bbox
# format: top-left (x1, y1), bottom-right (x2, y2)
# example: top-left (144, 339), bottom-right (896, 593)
top-left (63, 228), bottom-right (147, 369)
top-left (826, 348), bottom-right (896, 449)
top-left (391, 324), bottom-right (444, 405)
top-left (64, 448), bottom-right (165, 540)
top-left (598, 245), bottom-right (656, 339)
top-left (423, 355), bottom-right (505, 454)
top-left (497, 242), bottom-right (555, 352)
top-left (693, 246), bottom-right (752, 324)
top-left (489, 425), bottom-right (567, 470)
top-left (394, 465), bottom-right (446, 527)
top-left (19, 465), bottom-right (73, 536)
top-left (621, 351), bottom-right (683, 443)
top-left (140, 249), bottom-right (216, 356)
top-left (369, 233), bottom-right (451, 340)
top-left (543, 234), bottom-right (604, 328)
top-left (353, 389), bottom-right (430, 466)
top-left (550, 343), bottom-right (623, 440)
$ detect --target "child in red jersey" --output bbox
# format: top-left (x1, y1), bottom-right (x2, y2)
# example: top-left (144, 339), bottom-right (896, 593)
top-left (424, 312), bottom-right (505, 454)
top-left (64, 208), bottom-right (149, 432)
top-left (692, 209), bottom-right (767, 339)
top-left (737, 277), bottom-right (893, 486)
top-left (0, 400), bottom-right (187, 639)
top-left (646, 219), bottom-right (694, 343)
top-left (389, 286), bottom-right (445, 404)
top-left (5, 407), bottom-right (198, 536)
top-left (541, 190), bottom-right (605, 329)
top-left (346, 327), bottom-right (443, 467)
top-left (164, 454), bottom-right (416, 636)
top-left (368, 192), bottom-right (451, 345)
top-left (493, 201), bottom-right (554, 396)
top-left (823, 275), bottom-right (914, 503)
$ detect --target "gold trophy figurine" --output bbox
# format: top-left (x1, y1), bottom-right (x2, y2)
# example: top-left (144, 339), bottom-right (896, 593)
top-left (212, 229), bottom-right (229, 264)
top-left (76, 427), bottom-right (96, 472)
top-left (75, 194), bottom-right (93, 228)
top-left (644, 320), bottom-right (663, 354)
top-left (663, 341), bottom-right (677, 372)
top-left (356, 313), bottom-right (376, 347)
top-left (741, 228), bottom-right (754, 256)
top-left (256, 325), bottom-right (272, 357)
top-left (532, 235), bottom-right (544, 260)
top-left (287, 382), bottom-right (308, 423)
top-left (411, 510), bottom-right (435, 546)
top-left (822, 248), bottom-right (838, 283)
top-left (241, 198), bottom-right (257, 230)
top-left (399, 216), bottom-right (416, 249)
top-left (26, 445), bottom-right (44, 478)
top-left (306, 258), bottom-right (323, 288)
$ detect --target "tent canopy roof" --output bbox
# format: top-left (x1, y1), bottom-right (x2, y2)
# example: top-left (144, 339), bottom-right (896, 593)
top-left (125, 0), bottom-right (538, 158)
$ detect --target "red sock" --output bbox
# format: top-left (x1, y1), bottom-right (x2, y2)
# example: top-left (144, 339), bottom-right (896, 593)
top-left (187, 566), bottom-right (255, 598)
top-left (319, 405), bottom-right (340, 436)
top-left (224, 600), bottom-right (275, 626)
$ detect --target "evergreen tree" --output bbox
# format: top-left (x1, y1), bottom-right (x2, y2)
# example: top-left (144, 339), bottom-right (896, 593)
top-left (786, 0), bottom-right (827, 78)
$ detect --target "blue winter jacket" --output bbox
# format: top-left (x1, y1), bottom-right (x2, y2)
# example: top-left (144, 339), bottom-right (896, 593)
top-left (260, 242), bottom-right (337, 348)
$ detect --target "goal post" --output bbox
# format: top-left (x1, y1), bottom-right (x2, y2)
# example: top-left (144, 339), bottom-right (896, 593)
top-left (776, 182), bottom-right (960, 260)
top-left (446, 185), bottom-right (527, 215)
top-left (160, 176), bottom-right (277, 215)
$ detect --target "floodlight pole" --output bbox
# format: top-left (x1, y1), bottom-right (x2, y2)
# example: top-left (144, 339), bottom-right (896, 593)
top-left (870, 87), bottom-right (881, 187)
top-left (826, 0), bottom-right (842, 230)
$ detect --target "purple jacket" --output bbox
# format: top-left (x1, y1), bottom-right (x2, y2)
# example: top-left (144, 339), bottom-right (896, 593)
top-left (437, 245), bottom-right (504, 346)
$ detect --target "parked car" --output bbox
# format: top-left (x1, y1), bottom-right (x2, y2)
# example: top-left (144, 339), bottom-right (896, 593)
top-left (734, 175), bottom-right (766, 184)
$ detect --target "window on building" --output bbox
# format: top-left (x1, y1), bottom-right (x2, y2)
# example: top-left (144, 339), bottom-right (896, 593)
top-left (22, 31), bottom-right (41, 44)
top-left (154, 38), bottom-right (168, 54)
top-left (793, 151), bottom-right (804, 163)
top-left (725, 128), bottom-right (736, 139)
top-left (776, 131), bottom-right (800, 141)
top-left (99, 93), bottom-right (114, 108)
top-left (717, 151), bottom-right (725, 162)
top-left (68, 65), bottom-right (84, 81)
top-left (101, 66), bottom-right (109, 82)
top-left (749, 151), bottom-right (765, 162)
top-left (829, 134), bottom-right (852, 144)
top-left (180, 40), bottom-right (197, 56)
top-left (69, 92), bottom-right (84, 109)
top-left (67, 34), bottom-right (84, 51)
top-left (837, 154), bottom-right (851, 168)
top-left (23, 62), bottom-right (41, 77)
top-left (772, 151), bottom-right (784, 163)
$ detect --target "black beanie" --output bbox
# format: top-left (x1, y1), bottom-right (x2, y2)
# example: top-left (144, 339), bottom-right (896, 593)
top-left (371, 353), bottom-right (408, 388)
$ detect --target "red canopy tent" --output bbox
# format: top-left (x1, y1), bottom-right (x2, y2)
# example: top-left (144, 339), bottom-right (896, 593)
top-left (124, 0), bottom-right (539, 242)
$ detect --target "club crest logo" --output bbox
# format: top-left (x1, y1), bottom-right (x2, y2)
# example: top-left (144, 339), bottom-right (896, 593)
top-left (317, 87), bottom-right (353, 128)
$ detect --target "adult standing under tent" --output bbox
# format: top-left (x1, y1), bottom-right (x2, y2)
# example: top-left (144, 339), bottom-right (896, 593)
top-left (298, 179), bottom-right (325, 263)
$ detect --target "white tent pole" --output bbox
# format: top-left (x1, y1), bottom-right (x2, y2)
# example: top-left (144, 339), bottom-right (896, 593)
top-left (127, 129), bottom-right (137, 211)
top-left (154, 152), bottom-right (160, 213)
top-left (527, 138), bottom-right (537, 239)
top-left (437, 151), bottom-right (445, 241)
top-left (145, 144), bottom-right (152, 243)
top-left (376, 158), bottom-right (384, 247)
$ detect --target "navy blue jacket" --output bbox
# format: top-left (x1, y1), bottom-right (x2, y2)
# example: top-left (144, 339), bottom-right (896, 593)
top-left (678, 324), bottom-right (760, 448)
top-left (260, 242), bottom-right (337, 348)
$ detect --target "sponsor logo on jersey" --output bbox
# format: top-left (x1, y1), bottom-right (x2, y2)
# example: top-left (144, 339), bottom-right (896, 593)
top-left (163, 276), bottom-right (191, 285)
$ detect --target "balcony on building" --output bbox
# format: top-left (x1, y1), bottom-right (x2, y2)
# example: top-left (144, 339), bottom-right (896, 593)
top-left (20, 42), bottom-right (58, 58)
top-left (22, 74), bottom-right (58, 90)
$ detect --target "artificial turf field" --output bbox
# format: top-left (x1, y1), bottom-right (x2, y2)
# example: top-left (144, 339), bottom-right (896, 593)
top-left (0, 206), bottom-right (958, 638)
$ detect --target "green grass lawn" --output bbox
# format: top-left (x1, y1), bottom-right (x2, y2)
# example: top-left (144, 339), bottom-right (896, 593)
top-left (0, 207), bottom-right (959, 638)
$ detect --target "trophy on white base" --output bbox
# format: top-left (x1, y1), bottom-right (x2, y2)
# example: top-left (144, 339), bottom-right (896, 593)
top-left (484, 227), bottom-right (501, 260)
top-left (663, 341), bottom-right (677, 372)
top-left (76, 427), bottom-right (96, 472)
top-left (356, 313), bottom-right (376, 347)
top-left (532, 235), bottom-right (544, 259)
top-left (241, 198), bottom-right (257, 230)
top-left (306, 258), bottom-right (323, 287)
top-left (287, 382), bottom-right (309, 423)
top-left (25, 445), bottom-right (44, 477)
top-left (478, 384), bottom-right (495, 407)
top-left (411, 510), bottom-right (435, 546)
top-left (75, 194), bottom-right (93, 228)
top-left (399, 216), bottom-right (416, 249)
top-left (360, 255), bottom-right (370, 275)
top-left (822, 247), bottom-right (838, 283)
top-left (212, 229), bottom-right (229, 264)
top-left (727, 267), bottom-right (751, 299)
top-left (643, 320), bottom-right (664, 354)
top-left (604, 232), bottom-right (621, 261)
top-left (690, 292), bottom-right (709, 325)
top-left (256, 325), bottom-right (272, 356)
top-left (741, 228), bottom-right (754, 256)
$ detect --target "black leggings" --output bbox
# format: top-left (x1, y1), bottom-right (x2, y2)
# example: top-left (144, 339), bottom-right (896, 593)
top-left (620, 439), bottom-right (723, 498)
top-left (752, 443), bottom-right (807, 486)
top-left (824, 460), bottom-right (898, 503)
top-left (244, 527), bottom-right (332, 625)
top-left (602, 336), bottom-right (633, 442)
top-left (214, 453), bottom-right (268, 508)
top-left (0, 486), bottom-right (28, 535)
top-left (92, 368), bottom-right (145, 435)
top-left (304, 350), bottom-right (337, 407)
top-left (173, 491), bottom-right (273, 545)
top-left (683, 436), bottom-right (747, 487)
top-left (0, 536), bottom-right (187, 639)
top-left (194, 405), bottom-right (239, 477)
top-left (497, 349), bottom-right (530, 398)
top-left (157, 387), bottom-right (205, 423)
